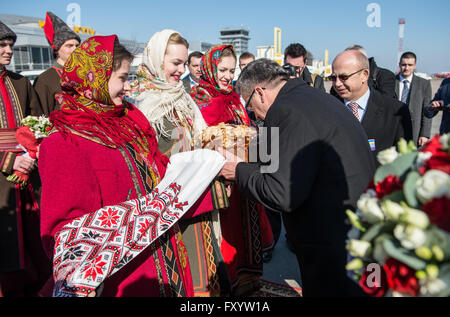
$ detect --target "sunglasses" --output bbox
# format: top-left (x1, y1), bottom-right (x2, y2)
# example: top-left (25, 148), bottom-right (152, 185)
top-left (330, 68), bottom-right (367, 82)
top-left (246, 87), bottom-right (266, 107)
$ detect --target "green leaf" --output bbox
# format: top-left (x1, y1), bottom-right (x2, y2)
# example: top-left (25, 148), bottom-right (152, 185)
top-left (382, 238), bottom-right (427, 271)
top-left (374, 152), bottom-right (418, 185)
top-left (361, 222), bottom-right (395, 242)
top-left (382, 190), bottom-right (405, 203)
top-left (346, 210), bottom-right (367, 232)
top-left (403, 171), bottom-right (421, 209)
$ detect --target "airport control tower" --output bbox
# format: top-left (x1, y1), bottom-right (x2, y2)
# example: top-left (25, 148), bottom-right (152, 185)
top-left (220, 27), bottom-right (250, 56)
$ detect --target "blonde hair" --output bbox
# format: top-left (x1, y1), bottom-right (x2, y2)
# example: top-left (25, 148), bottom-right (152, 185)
top-left (166, 33), bottom-right (189, 49)
top-left (220, 47), bottom-right (236, 61)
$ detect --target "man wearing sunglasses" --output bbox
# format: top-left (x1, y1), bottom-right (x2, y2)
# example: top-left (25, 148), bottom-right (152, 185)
top-left (330, 45), bottom-right (397, 100)
top-left (331, 50), bottom-right (412, 164)
top-left (219, 58), bottom-right (375, 297)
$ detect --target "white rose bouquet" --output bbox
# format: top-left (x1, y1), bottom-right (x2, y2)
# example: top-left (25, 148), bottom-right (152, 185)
top-left (6, 115), bottom-right (53, 187)
top-left (346, 135), bottom-right (450, 297)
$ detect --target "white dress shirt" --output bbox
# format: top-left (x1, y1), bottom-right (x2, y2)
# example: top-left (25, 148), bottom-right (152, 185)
top-left (344, 88), bottom-right (371, 122)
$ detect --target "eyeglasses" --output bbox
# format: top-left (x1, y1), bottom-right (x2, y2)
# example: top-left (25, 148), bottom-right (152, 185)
top-left (246, 87), bottom-right (266, 107)
top-left (330, 68), bottom-right (367, 82)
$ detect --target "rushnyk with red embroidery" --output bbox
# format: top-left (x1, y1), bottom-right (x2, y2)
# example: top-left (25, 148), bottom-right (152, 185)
top-left (52, 149), bottom-right (226, 297)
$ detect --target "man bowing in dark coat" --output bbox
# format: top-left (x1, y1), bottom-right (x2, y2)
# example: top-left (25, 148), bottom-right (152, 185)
top-left (218, 59), bottom-right (376, 297)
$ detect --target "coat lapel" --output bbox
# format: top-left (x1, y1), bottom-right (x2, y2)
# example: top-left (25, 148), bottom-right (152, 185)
top-left (408, 75), bottom-right (418, 107)
top-left (395, 75), bottom-right (400, 99)
top-left (362, 91), bottom-right (384, 139)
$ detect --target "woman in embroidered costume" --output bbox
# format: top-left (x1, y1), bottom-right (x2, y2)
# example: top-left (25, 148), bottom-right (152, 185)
top-left (190, 45), bottom-right (274, 296)
top-left (39, 35), bottom-right (198, 297)
top-left (129, 30), bottom-right (232, 297)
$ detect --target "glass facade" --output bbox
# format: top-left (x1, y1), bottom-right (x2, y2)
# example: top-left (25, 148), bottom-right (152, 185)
top-left (11, 46), bottom-right (53, 72)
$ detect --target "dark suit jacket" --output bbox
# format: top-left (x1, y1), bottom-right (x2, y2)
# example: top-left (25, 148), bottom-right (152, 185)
top-left (235, 78), bottom-right (375, 296)
top-left (301, 67), bottom-right (325, 92)
top-left (395, 74), bottom-right (432, 145)
top-left (182, 76), bottom-right (190, 94)
top-left (362, 89), bottom-right (413, 164)
top-left (368, 57), bottom-right (396, 99)
top-left (424, 78), bottom-right (450, 134)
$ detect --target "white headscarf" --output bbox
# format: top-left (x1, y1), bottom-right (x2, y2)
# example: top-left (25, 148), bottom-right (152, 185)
top-left (130, 29), bottom-right (207, 139)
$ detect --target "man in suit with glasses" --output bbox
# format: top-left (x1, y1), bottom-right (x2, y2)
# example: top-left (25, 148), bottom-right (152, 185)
top-left (331, 50), bottom-right (412, 165)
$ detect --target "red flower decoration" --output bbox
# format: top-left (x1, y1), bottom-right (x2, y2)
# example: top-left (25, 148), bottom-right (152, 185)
top-left (375, 175), bottom-right (403, 199)
top-left (98, 208), bottom-right (120, 228)
top-left (138, 218), bottom-right (152, 238)
top-left (422, 197), bottom-right (450, 232)
top-left (383, 258), bottom-right (419, 296)
top-left (82, 255), bottom-right (107, 281)
top-left (421, 135), bottom-right (442, 155)
top-left (359, 264), bottom-right (389, 297)
top-left (421, 152), bottom-right (450, 175)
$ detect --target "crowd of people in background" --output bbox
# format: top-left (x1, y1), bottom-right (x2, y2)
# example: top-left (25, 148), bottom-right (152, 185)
top-left (1, 11), bottom-right (449, 297)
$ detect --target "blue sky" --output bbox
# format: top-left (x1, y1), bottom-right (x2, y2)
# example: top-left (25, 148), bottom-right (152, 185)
top-left (2, 0), bottom-right (449, 73)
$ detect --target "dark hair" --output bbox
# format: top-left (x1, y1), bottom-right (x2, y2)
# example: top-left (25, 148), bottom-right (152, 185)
top-left (239, 52), bottom-right (255, 61)
top-left (400, 51), bottom-right (417, 63)
top-left (0, 37), bottom-right (16, 45)
top-left (188, 51), bottom-right (203, 64)
top-left (113, 38), bottom-right (134, 71)
top-left (237, 58), bottom-right (289, 97)
top-left (284, 43), bottom-right (307, 61)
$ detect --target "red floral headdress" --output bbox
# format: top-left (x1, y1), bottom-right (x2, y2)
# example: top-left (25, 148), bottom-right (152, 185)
top-left (190, 45), bottom-right (250, 126)
top-left (50, 35), bottom-right (168, 175)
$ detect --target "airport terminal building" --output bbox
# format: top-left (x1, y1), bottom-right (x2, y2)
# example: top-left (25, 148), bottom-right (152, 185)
top-left (1, 13), bottom-right (145, 81)
top-left (2, 14), bottom-right (249, 81)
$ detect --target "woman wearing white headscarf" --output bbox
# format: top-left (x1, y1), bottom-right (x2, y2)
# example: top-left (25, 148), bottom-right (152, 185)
top-left (129, 30), bottom-right (232, 297)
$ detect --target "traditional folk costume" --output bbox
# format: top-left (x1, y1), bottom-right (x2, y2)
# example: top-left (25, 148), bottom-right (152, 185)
top-left (0, 21), bottom-right (51, 296)
top-left (130, 30), bottom-right (232, 297)
top-left (34, 12), bottom-right (81, 115)
top-left (191, 45), bottom-right (274, 296)
top-left (39, 35), bottom-right (224, 297)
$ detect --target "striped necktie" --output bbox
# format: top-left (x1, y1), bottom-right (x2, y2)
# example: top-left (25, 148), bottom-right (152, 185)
top-left (401, 79), bottom-right (410, 103)
top-left (348, 102), bottom-right (360, 121)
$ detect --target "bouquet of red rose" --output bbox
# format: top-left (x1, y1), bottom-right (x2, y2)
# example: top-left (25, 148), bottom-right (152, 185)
top-left (6, 115), bottom-right (53, 188)
top-left (346, 134), bottom-right (450, 297)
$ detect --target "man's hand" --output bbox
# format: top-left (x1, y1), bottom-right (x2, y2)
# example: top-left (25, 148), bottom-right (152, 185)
top-left (224, 180), bottom-right (234, 197)
top-left (428, 100), bottom-right (444, 111)
top-left (217, 149), bottom-right (243, 181)
top-left (13, 156), bottom-right (35, 174)
top-left (418, 137), bottom-right (429, 147)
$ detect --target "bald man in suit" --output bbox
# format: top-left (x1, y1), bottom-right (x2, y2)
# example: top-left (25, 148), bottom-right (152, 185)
top-left (331, 50), bottom-right (412, 165)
